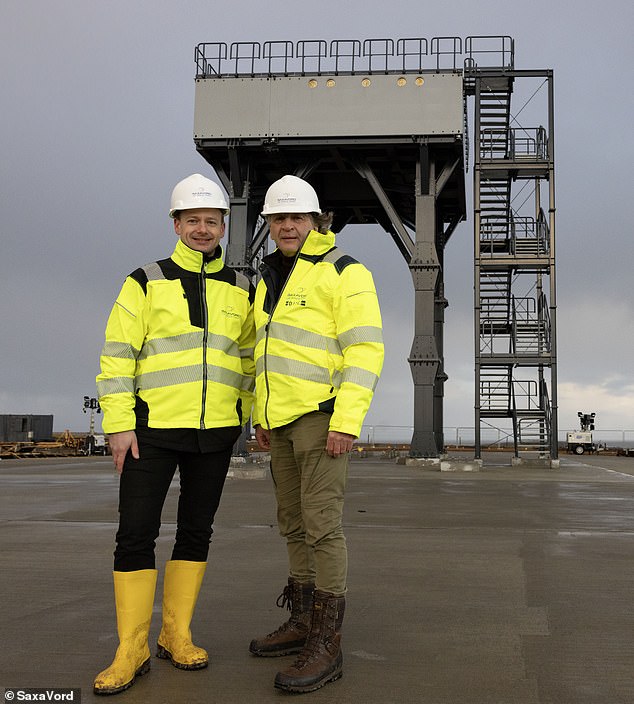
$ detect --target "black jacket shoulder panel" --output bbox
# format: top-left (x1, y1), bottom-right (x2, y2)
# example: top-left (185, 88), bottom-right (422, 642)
top-left (332, 254), bottom-right (358, 274)
top-left (206, 266), bottom-right (235, 286)
top-left (298, 252), bottom-right (324, 265)
top-left (307, 246), bottom-right (359, 274)
top-left (129, 267), bottom-right (149, 294)
top-left (156, 258), bottom-right (186, 280)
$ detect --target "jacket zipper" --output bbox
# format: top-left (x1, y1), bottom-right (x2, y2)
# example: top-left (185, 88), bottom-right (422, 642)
top-left (262, 255), bottom-right (300, 429)
top-left (199, 261), bottom-right (209, 430)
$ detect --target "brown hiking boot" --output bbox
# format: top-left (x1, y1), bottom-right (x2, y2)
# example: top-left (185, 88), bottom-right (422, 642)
top-left (274, 590), bottom-right (345, 693)
top-left (249, 578), bottom-right (314, 657)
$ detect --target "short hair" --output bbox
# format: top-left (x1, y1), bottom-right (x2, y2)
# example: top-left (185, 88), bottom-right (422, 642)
top-left (311, 211), bottom-right (334, 234)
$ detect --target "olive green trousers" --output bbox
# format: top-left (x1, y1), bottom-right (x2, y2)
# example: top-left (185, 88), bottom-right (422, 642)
top-left (269, 412), bottom-right (349, 595)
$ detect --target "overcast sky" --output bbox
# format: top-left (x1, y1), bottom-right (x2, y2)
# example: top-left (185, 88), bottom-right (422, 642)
top-left (1, 0), bottom-right (632, 442)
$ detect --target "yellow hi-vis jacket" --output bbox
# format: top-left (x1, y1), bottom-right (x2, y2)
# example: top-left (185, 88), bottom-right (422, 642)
top-left (96, 240), bottom-right (255, 434)
top-left (253, 229), bottom-right (383, 437)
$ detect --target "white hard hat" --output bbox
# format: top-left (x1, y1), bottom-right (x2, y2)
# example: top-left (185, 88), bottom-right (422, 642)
top-left (261, 175), bottom-right (321, 216)
top-left (169, 174), bottom-right (229, 217)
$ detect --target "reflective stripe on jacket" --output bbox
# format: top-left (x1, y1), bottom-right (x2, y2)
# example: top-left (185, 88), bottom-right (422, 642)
top-left (96, 239), bottom-right (255, 434)
top-left (253, 229), bottom-right (383, 437)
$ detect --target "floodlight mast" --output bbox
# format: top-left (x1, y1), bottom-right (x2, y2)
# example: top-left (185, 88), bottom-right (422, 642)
top-left (578, 412), bottom-right (596, 432)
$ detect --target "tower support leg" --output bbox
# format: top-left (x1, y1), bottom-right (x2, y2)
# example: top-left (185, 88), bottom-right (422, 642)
top-left (409, 154), bottom-right (443, 457)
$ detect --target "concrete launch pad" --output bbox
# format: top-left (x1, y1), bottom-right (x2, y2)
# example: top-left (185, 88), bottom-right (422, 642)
top-left (1, 453), bottom-right (633, 703)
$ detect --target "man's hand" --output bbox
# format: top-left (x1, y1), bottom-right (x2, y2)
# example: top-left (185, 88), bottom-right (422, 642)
top-left (326, 431), bottom-right (355, 458)
top-left (108, 430), bottom-right (139, 474)
top-left (255, 424), bottom-right (271, 451)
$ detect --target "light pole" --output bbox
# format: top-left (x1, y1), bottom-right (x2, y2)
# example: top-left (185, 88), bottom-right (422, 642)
top-left (83, 396), bottom-right (101, 437)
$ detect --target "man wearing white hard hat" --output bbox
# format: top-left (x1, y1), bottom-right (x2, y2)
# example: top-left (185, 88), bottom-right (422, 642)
top-left (94, 174), bottom-right (255, 694)
top-left (250, 175), bottom-right (384, 693)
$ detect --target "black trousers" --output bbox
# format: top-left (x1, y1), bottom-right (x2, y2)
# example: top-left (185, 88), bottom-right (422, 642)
top-left (114, 441), bottom-right (232, 571)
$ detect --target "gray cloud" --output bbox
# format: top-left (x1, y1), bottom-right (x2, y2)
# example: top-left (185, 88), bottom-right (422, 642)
top-left (1, 0), bottom-right (632, 437)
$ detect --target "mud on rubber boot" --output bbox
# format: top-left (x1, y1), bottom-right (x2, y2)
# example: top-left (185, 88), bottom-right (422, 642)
top-left (93, 657), bottom-right (151, 696)
top-left (93, 569), bottom-right (158, 695)
top-left (156, 560), bottom-right (209, 670)
top-left (274, 590), bottom-right (345, 693)
top-left (156, 641), bottom-right (207, 670)
top-left (249, 578), bottom-right (314, 657)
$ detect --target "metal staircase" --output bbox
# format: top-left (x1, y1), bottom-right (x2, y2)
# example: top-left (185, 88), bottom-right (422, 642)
top-left (466, 37), bottom-right (557, 459)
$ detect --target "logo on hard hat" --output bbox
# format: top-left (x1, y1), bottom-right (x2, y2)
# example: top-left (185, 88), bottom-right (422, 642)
top-left (277, 191), bottom-right (297, 204)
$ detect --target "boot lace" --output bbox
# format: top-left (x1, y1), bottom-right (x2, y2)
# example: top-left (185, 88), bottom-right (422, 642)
top-left (275, 584), bottom-right (293, 612)
top-left (260, 585), bottom-right (295, 638)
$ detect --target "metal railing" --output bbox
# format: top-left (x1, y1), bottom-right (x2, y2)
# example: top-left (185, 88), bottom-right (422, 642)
top-left (479, 215), bottom-right (550, 258)
top-left (511, 295), bottom-right (550, 357)
top-left (263, 41), bottom-right (294, 74)
top-left (465, 35), bottom-right (514, 70)
top-left (481, 127), bottom-right (549, 161)
top-left (510, 126), bottom-right (549, 160)
top-left (358, 425), bottom-right (634, 449)
top-left (194, 35), bottom-right (515, 78)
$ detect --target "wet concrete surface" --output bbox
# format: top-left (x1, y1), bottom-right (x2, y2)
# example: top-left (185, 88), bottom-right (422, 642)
top-left (1, 452), bottom-right (633, 703)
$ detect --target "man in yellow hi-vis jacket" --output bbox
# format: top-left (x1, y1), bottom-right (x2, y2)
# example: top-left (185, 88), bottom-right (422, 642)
top-left (93, 174), bottom-right (255, 695)
top-left (249, 175), bottom-right (384, 694)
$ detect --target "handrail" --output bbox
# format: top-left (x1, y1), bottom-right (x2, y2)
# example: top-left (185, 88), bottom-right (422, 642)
top-left (536, 126), bottom-right (549, 160)
top-left (430, 36), bottom-right (462, 71)
top-left (330, 39), bottom-right (362, 74)
top-left (538, 291), bottom-right (551, 350)
top-left (229, 42), bottom-right (261, 76)
top-left (481, 127), bottom-right (549, 161)
top-left (396, 38), bottom-right (428, 72)
top-left (480, 215), bottom-right (550, 258)
top-left (511, 296), bottom-right (518, 355)
top-left (540, 378), bottom-right (551, 426)
top-left (537, 208), bottom-right (549, 254)
top-left (194, 42), bottom-right (227, 78)
top-left (362, 38), bottom-right (394, 73)
top-left (296, 40), bottom-right (328, 75)
top-left (465, 35), bottom-right (514, 70)
top-left (193, 35), bottom-right (513, 77)
top-left (263, 41), bottom-right (294, 75)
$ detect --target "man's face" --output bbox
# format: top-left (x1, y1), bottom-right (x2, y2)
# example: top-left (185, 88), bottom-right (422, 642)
top-left (174, 208), bottom-right (225, 255)
top-left (269, 213), bottom-right (314, 257)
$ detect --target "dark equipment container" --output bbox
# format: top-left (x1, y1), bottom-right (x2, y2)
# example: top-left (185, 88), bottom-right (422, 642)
top-left (0, 414), bottom-right (54, 442)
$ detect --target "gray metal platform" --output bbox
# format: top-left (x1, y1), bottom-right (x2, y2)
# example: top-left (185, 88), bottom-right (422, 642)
top-left (1, 453), bottom-right (633, 703)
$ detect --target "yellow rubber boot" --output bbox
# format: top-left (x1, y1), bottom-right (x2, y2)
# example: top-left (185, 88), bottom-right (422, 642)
top-left (157, 560), bottom-right (209, 669)
top-left (94, 569), bottom-right (158, 695)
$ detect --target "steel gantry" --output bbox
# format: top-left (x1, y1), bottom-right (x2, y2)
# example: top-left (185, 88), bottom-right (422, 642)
top-left (190, 35), bottom-right (557, 460)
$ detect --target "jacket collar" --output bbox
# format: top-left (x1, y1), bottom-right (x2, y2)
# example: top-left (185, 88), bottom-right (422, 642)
top-left (264, 229), bottom-right (336, 266)
top-left (171, 239), bottom-right (224, 273)
top-left (299, 229), bottom-right (336, 256)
